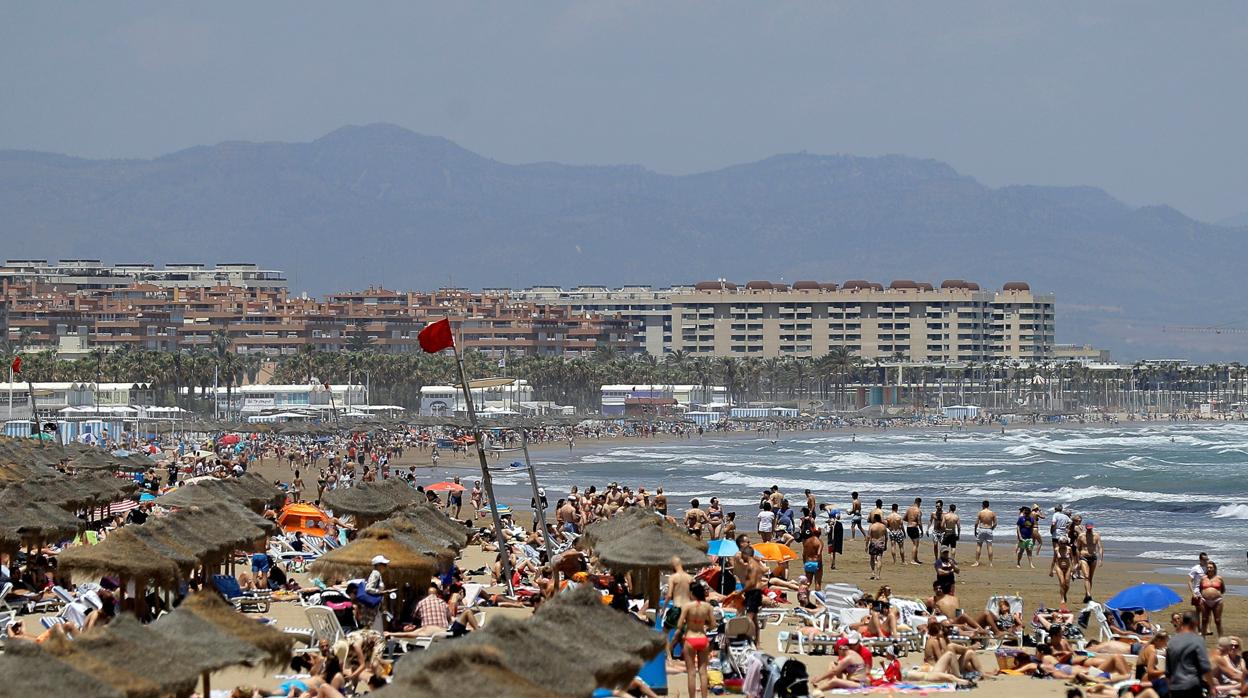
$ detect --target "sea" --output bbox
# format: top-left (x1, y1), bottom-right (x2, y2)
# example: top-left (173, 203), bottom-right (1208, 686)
top-left (488, 421), bottom-right (1248, 576)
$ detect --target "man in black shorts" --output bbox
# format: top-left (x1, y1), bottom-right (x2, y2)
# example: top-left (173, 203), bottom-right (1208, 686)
top-left (741, 542), bottom-right (767, 642)
top-left (904, 497), bottom-right (923, 564)
top-left (941, 504), bottom-right (961, 560)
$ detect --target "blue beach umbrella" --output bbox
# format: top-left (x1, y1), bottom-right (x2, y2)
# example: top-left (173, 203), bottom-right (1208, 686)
top-left (706, 539), bottom-right (739, 558)
top-left (1105, 583), bottom-right (1183, 611)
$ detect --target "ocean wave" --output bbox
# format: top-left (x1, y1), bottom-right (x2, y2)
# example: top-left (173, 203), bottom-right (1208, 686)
top-left (1213, 503), bottom-right (1248, 520)
top-left (985, 469), bottom-right (1006, 475)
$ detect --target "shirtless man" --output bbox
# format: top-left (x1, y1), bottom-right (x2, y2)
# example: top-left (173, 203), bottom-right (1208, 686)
top-left (557, 498), bottom-right (578, 534)
top-left (870, 498), bottom-right (885, 525)
top-left (928, 499), bottom-right (946, 560)
top-left (849, 491), bottom-right (866, 539)
top-left (866, 513), bottom-right (889, 580)
top-left (904, 497), bottom-right (924, 564)
top-left (802, 524), bottom-right (825, 588)
top-left (973, 500), bottom-right (997, 567)
top-left (768, 485), bottom-right (785, 511)
top-left (664, 557), bottom-right (693, 657)
top-left (653, 487), bottom-right (668, 517)
top-left (741, 542), bottom-right (768, 642)
top-left (885, 503), bottom-right (906, 565)
top-left (684, 499), bottom-right (709, 540)
top-left (1073, 516), bottom-right (1103, 602)
top-left (941, 505), bottom-right (961, 561)
top-left (805, 489), bottom-right (818, 517)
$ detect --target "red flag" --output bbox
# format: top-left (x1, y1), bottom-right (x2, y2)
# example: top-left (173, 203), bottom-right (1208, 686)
top-left (418, 318), bottom-right (454, 353)
top-left (10, 356), bottom-right (20, 374)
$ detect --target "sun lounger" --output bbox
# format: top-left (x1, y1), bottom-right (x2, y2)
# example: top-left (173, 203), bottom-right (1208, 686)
top-left (984, 594), bottom-right (1025, 648)
top-left (211, 574), bottom-right (272, 613)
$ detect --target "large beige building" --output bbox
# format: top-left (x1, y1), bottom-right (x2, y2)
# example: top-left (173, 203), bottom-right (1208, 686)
top-left (515, 279), bottom-right (1055, 362)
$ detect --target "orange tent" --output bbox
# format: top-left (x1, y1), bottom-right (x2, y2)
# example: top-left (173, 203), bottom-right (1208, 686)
top-left (278, 502), bottom-right (330, 537)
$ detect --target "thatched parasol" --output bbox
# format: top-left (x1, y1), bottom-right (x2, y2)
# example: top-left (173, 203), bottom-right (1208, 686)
top-left (321, 478), bottom-right (421, 525)
top-left (309, 530), bottom-right (436, 587)
top-left (593, 524), bottom-right (711, 571)
top-left (376, 645), bottom-right (559, 698)
top-left (393, 502), bottom-right (469, 549)
top-left (57, 525), bottom-right (183, 587)
top-left (40, 616), bottom-right (203, 695)
top-left (0, 642), bottom-right (129, 698)
top-left (401, 588), bottom-right (664, 698)
top-left (169, 590), bottom-right (294, 662)
top-left (0, 500), bottom-right (84, 549)
top-left (365, 516), bottom-right (457, 568)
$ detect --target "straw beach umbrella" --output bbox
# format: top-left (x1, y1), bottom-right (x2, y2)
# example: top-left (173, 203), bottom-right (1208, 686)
top-left (309, 530), bottom-right (436, 587)
top-left (398, 588), bottom-right (665, 698)
top-left (57, 525), bottom-right (183, 599)
top-left (379, 645), bottom-right (560, 698)
top-left (589, 520), bottom-right (710, 607)
top-left (393, 502), bottom-right (469, 549)
top-left (0, 642), bottom-right (130, 698)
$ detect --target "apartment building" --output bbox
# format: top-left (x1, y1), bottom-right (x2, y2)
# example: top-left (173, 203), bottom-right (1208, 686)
top-left (513, 279), bottom-right (1055, 362)
top-left (0, 260), bottom-right (288, 292)
top-left (668, 279), bottom-right (1054, 361)
top-left (1, 282), bottom-right (640, 357)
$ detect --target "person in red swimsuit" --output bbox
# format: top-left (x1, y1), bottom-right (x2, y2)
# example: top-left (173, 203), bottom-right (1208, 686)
top-left (678, 582), bottom-right (715, 698)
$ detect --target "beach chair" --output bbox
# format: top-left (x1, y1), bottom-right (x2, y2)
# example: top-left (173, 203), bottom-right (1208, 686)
top-left (292, 605), bottom-right (346, 655)
top-left (984, 594), bottom-right (1025, 648)
top-left (0, 583), bottom-right (14, 614)
top-left (211, 574), bottom-right (272, 613)
top-left (720, 616), bottom-right (757, 677)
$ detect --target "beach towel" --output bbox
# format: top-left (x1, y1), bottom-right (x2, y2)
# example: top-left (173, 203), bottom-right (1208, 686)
top-left (823, 682), bottom-right (959, 694)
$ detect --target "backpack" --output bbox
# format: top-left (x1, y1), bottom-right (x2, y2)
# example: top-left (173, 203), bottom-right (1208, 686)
top-left (775, 657), bottom-right (810, 698)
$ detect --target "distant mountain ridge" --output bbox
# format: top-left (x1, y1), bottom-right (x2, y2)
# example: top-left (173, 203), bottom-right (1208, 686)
top-left (2, 123), bottom-right (1247, 360)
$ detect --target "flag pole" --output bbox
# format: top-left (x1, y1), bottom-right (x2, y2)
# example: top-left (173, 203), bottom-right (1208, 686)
top-left (450, 323), bottom-right (515, 596)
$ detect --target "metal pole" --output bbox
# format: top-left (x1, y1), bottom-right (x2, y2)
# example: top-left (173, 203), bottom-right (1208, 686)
top-left (520, 429), bottom-right (554, 556)
top-left (453, 342), bottom-right (515, 596)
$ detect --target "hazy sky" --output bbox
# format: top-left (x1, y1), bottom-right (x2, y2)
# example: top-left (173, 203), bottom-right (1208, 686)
top-left (3, 2), bottom-right (1245, 221)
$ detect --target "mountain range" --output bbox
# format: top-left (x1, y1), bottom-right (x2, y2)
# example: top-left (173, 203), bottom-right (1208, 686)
top-left (2, 123), bottom-right (1246, 360)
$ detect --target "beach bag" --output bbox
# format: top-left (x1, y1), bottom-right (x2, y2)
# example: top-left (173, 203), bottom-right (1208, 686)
top-left (774, 658), bottom-right (809, 698)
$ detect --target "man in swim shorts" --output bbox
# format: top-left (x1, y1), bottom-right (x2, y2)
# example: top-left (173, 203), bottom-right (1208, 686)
top-left (885, 503), bottom-right (906, 564)
top-left (904, 497), bottom-right (923, 564)
top-left (867, 513), bottom-right (889, 580)
top-left (849, 491), bottom-right (865, 539)
top-left (941, 504), bottom-right (961, 560)
top-left (802, 524), bottom-right (825, 588)
top-left (973, 500), bottom-right (997, 567)
top-left (1016, 506), bottom-right (1036, 568)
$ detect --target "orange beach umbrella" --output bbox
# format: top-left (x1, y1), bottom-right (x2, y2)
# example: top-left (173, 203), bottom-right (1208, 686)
top-left (751, 541), bottom-right (799, 563)
top-left (277, 503), bottom-right (330, 537)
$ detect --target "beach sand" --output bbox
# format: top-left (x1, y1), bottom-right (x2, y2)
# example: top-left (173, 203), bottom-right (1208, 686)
top-left (204, 423), bottom-right (1245, 696)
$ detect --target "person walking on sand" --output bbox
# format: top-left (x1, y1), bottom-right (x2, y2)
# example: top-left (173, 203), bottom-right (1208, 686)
top-left (1016, 506), bottom-right (1036, 568)
top-left (973, 500), bottom-right (996, 567)
top-left (867, 513), bottom-right (888, 580)
top-left (1166, 611), bottom-right (1218, 698)
top-left (849, 492), bottom-right (866, 539)
top-left (904, 497), bottom-right (924, 565)
top-left (941, 505), bottom-right (961, 561)
top-left (885, 503), bottom-right (905, 565)
top-left (1073, 515), bottom-right (1103, 602)
top-left (826, 507), bottom-right (845, 569)
top-left (1049, 504), bottom-right (1072, 577)
top-left (928, 499), bottom-right (946, 561)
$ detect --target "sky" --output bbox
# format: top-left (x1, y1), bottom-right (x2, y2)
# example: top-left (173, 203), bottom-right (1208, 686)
top-left (2, 2), bottom-right (1246, 223)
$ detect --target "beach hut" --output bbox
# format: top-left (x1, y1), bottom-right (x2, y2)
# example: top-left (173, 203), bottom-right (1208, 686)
top-left (277, 502), bottom-right (331, 536)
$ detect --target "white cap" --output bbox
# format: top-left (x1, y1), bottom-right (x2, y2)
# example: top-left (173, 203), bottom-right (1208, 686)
top-left (845, 631), bottom-right (862, 644)
top-left (371, 555), bottom-right (390, 565)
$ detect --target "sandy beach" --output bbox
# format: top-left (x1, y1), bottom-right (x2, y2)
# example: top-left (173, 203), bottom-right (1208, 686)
top-left (220, 422), bottom-right (1246, 697)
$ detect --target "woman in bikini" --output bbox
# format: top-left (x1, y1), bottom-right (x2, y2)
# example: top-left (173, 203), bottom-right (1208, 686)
top-left (1053, 538), bottom-right (1074, 604)
top-left (677, 582), bottom-right (715, 698)
top-left (1200, 561), bottom-right (1226, 637)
